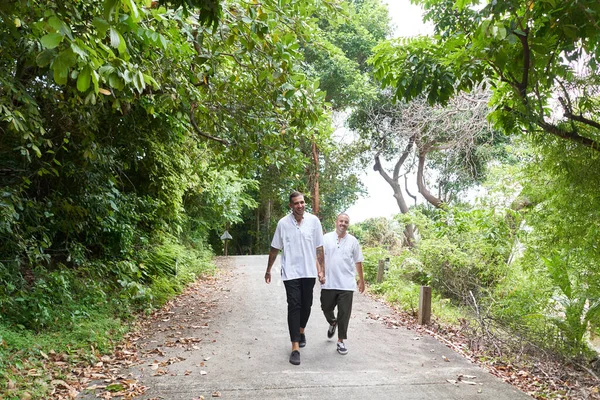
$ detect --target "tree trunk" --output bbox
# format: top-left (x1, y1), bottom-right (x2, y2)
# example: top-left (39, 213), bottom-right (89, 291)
top-left (391, 181), bottom-right (416, 246)
top-left (416, 151), bottom-right (444, 208)
top-left (310, 139), bottom-right (320, 217)
top-left (373, 147), bottom-right (416, 246)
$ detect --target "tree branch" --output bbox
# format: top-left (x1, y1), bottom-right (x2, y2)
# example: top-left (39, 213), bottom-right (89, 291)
top-left (189, 105), bottom-right (230, 146)
top-left (416, 148), bottom-right (444, 208)
top-left (393, 134), bottom-right (416, 180)
top-left (536, 119), bottom-right (599, 151)
top-left (516, 28), bottom-right (530, 99)
top-left (373, 154), bottom-right (395, 187)
top-left (404, 173), bottom-right (417, 206)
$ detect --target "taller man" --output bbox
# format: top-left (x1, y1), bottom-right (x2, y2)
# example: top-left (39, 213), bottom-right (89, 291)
top-left (265, 191), bottom-right (325, 365)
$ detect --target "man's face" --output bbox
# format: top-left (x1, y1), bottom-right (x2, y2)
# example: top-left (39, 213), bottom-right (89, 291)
top-left (290, 195), bottom-right (305, 217)
top-left (335, 214), bottom-right (350, 235)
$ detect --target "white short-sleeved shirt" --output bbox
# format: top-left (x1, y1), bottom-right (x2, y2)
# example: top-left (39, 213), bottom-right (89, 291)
top-left (271, 212), bottom-right (324, 281)
top-left (321, 231), bottom-right (363, 291)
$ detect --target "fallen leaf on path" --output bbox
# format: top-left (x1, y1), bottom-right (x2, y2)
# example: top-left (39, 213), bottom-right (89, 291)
top-left (212, 391), bottom-right (221, 397)
top-left (442, 355), bottom-right (450, 362)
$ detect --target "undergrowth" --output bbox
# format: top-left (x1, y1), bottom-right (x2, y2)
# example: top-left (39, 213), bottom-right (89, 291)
top-left (0, 241), bottom-right (215, 399)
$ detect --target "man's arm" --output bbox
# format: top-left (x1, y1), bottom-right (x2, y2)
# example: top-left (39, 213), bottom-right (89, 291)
top-left (355, 261), bottom-right (365, 293)
top-left (265, 246), bottom-right (280, 284)
top-left (316, 245), bottom-right (325, 284)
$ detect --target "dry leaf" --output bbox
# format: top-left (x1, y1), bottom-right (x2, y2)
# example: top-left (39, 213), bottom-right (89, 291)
top-left (212, 391), bottom-right (221, 397)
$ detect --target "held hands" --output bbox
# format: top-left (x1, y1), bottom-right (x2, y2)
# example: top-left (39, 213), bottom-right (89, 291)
top-left (318, 271), bottom-right (325, 285)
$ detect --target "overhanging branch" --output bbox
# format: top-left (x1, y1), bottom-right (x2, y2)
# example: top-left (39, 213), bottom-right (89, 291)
top-left (189, 104), bottom-right (230, 146)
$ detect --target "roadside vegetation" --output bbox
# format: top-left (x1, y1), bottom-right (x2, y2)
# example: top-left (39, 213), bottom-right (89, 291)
top-left (1, 0), bottom-right (599, 398)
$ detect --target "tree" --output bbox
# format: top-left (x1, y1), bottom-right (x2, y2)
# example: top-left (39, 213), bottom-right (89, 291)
top-left (369, 0), bottom-right (600, 152)
top-left (348, 86), bottom-right (501, 244)
top-left (0, 0), bottom-right (342, 328)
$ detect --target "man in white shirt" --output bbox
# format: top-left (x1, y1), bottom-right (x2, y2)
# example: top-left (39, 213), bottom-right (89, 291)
top-left (320, 213), bottom-right (365, 355)
top-left (265, 191), bottom-right (325, 365)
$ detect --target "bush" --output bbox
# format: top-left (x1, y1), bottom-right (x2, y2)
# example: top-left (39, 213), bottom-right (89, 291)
top-left (361, 247), bottom-right (390, 283)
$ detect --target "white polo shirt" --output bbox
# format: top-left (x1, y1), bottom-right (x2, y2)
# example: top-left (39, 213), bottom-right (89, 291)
top-left (322, 231), bottom-right (363, 291)
top-left (271, 212), bottom-right (324, 281)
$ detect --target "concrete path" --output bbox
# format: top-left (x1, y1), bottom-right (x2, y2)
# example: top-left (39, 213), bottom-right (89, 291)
top-left (109, 255), bottom-right (531, 399)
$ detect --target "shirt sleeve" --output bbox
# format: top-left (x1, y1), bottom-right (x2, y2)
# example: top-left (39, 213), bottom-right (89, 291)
top-left (314, 218), bottom-right (324, 248)
top-left (353, 237), bottom-right (364, 263)
top-left (270, 220), bottom-right (284, 250)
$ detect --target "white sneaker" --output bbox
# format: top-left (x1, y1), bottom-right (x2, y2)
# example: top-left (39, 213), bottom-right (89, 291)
top-left (337, 342), bottom-right (348, 355)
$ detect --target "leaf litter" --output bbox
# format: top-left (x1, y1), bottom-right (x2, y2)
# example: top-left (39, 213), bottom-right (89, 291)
top-left (31, 261), bottom-right (233, 399)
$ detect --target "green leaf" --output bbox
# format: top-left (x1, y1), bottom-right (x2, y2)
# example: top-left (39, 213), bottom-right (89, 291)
top-left (110, 27), bottom-right (121, 49)
top-left (36, 49), bottom-right (55, 67)
top-left (91, 70), bottom-right (100, 94)
top-left (71, 42), bottom-right (88, 59)
top-left (77, 66), bottom-right (92, 92)
top-left (104, 0), bottom-right (120, 21)
top-left (48, 15), bottom-right (73, 40)
top-left (93, 17), bottom-right (110, 36)
top-left (30, 144), bottom-right (42, 158)
top-left (123, 0), bottom-right (140, 22)
top-left (51, 49), bottom-right (77, 85)
top-left (133, 70), bottom-right (145, 93)
top-left (117, 31), bottom-right (127, 54)
top-left (108, 73), bottom-right (124, 90)
top-left (40, 33), bottom-right (63, 49)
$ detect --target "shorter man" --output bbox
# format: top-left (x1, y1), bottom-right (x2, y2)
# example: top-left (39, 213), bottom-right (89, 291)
top-left (320, 213), bottom-right (365, 355)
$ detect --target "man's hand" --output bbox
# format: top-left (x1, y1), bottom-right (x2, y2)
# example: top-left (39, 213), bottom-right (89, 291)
top-left (358, 280), bottom-right (365, 293)
top-left (265, 247), bottom-right (279, 284)
top-left (318, 271), bottom-right (325, 285)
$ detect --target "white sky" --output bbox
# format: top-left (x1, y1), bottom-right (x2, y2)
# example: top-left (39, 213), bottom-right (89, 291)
top-left (345, 0), bottom-right (433, 223)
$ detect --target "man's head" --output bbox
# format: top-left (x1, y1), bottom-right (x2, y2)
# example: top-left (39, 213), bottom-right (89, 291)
top-left (289, 191), bottom-right (305, 218)
top-left (335, 213), bottom-right (350, 236)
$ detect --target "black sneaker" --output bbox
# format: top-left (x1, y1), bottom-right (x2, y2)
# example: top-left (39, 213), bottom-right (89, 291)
top-left (289, 350), bottom-right (301, 365)
top-left (299, 333), bottom-right (306, 348)
top-left (327, 323), bottom-right (336, 339)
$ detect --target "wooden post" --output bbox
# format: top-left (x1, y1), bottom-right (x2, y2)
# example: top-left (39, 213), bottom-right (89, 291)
top-left (224, 240), bottom-right (228, 256)
top-left (376, 259), bottom-right (385, 283)
top-left (418, 286), bottom-right (432, 325)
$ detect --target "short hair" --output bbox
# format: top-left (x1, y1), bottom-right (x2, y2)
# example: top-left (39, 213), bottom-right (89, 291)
top-left (289, 191), bottom-right (304, 204)
top-left (337, 212), bottom-right (350, 221)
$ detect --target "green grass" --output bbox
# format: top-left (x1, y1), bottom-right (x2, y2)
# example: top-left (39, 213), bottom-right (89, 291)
top-left (0, 311), bottom-right (128, 399)
top-left (0, 242), bottom-right (216, 399)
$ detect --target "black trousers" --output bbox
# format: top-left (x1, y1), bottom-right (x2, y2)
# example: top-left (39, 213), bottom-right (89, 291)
top-left (320, 289), bottom-right (354, 340)
top-left (283, 278), bottom-right (316, 343)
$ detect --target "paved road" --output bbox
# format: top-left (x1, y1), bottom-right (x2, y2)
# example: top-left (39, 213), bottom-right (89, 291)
top-left (110, 255), bottom-right (531, 399)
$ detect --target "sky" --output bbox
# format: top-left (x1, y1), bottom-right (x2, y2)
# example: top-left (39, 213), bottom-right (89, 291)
top-left (345, 0), bottom-right (433, 223)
